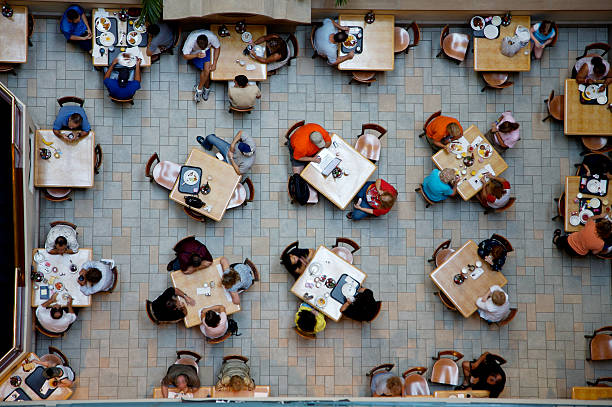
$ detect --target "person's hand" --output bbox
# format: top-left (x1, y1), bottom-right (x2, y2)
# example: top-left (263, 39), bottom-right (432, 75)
top-left (185, 296), bottom-right (195, 306)
top-left (444, 144), bottom-right (452, 153)
top-left (136, 57), bottom-right (142, 66)
top-left (347, 50), bottom-right (355, 59)
top-left (210, 62), bottom-right (217, 71)
top-left (67, 295), bottom-right (73, 304)
top-left (484, 254), bottom-right (494, 265)
top-left (112, 56), bottom-right (120, 64)
top-left (51, 292), bottom-right (58, 300)
top-left (312, 156), bottom-right (321, 163)
top-left (354, 202), bottom-right (362, 210)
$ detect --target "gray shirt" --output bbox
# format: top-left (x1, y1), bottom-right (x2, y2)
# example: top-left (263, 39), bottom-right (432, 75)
top-left (79, 259), bottom-right (115, 295)
top-left (233, 133), bottom-right (256, 174)
top-left (149, 23), bottom-right (174, 55)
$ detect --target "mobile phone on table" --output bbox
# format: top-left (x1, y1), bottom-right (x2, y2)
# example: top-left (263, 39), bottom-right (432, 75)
top-left (40, 286), bottom-right (49, 300)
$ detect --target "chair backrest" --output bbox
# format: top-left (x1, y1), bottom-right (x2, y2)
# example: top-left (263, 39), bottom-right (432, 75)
top-left (48, 346), bottom-right (70, 367)
top-left (223, 354), bottom-right (249, 363)
top-left (546, 89), bottom-right (556, 112)
top-left (207, 330), bottom-right (232, 344)
top-left (423, 111), bottom-right (442, 131)
top-left (580, 42), bottom-right (610, 59)
top-left (369, 301), bottom-right (383, 322)
top-left (491, 233), bottom-right (513, 252)
top-left (590, 327), bottom-right (612, 361)
top-left (430, 239), bottom-right (451, 262)
top-left (417, 185), bottom-right (436, 207)
top-left (94, 144), bottom-right (103, 174)
top-left (497, 307), bottom-right (518, 327)
top-left (229, 105), bottom-right (255, 113)
top-left (145, 300), bottom-right (160, 325)
top-left (287, 33), bottom-right (299, 61)
top-left (145, 153), bottom-right (160, 179)
top-left (110, 95), bottom-right (134, 105)
top-left (436, 292), bottom-right (457, 311)
top-left (310, 26), bottom-right (316, 49)
top-left (294, 326), bottom-right (316, 340)
top-left (50, 220), bottom-right (77, 230)
top-left (183, 207), bottom-right (206, 222)
top-left (34, 316), bottom-right (64, 338)
top-left (557, 191), bottom-right (566, 218)
top-left (439, 25), bottom-right (449, 49)
top-left (43, 188), bottom-right (72, 202)
top-left (367, 363), bottom-right (394, 383)
top-left (550, 22), bottom-right (559, 47)
top-left (430, 350), bottom-right (463, 385)
top-left (588, 377), bottom-right (612, 387)
top-left (107, 267), bottom-right (118, 293)
top-left (244, 258), bottom-right (259, 281)
top-left (280, 241), bottom-right (299, 264)
top-left (285, 120), bottom-right (305, 142)
top-left (176, 350), bottom-right (202, 364)
top-left (243, 177), bottom-right (255, 203)
top-left (491, 197), bottom-right (516, 213)
top-left (361, 123), bottom-right (387, 139)
top-left (57, 96), bottom-right (84, 107)
top-left (409, 22), bottom-right (421, 47)
top-left (402, 367), bottom-right (430, 396)
top-left (333, 237), bottom-right (360, 254)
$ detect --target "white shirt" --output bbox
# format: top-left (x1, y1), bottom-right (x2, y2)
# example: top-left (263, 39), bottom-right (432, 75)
top-left (313, 18), bottom-right (339, 64)
top-left (182, 29), bottom-right (220, 56)
top-left (475, 285), bottom-right (510, 322)
top-left (36, 305), bottom-right (77, 333)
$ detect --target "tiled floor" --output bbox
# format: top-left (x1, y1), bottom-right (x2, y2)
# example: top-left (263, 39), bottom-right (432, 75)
top-left (4, 18), bottom-right (612, 399)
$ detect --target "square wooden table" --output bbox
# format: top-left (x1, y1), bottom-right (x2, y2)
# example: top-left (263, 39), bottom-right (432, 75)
top-left (152, 386), bottom-right (212, 399)
top-left (290, 246), bottom-right (367, 322)
top-left (91, 8), bottom-right (151, 67)
top-left (0, 353), bottom-right (73, 401)
top-left (429, 240), bottom-right (507, 318)
top-left (170, 258), bottom-right (240, 328)
top-left (34, 130), bottom-right (95, 189)
top-left (0, 6), bottom-right (28, 63)
top-left (211, 385), bottom-right (271, 398)
top-left (169, 148), bottom-right (240, 222)
top-left (31, 249), bottom-right (93, 307)
top-left (564, 79), bottom-right (612, 136)
top-left (564, 176), bottom-right (612, 232)
top-left (431, 125), bottom-right (508, 201)
top-left (210, 24), bottom-right (267, 82)
top-left (338, 14), bottom-right (394, 71)
top-left (474, 15), bottom-right (531, 72)
top-left (300, 134), bottom-right (377, 209)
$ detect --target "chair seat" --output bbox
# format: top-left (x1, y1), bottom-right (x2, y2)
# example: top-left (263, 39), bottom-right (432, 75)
top-left (355, 133), bottom-right (381, 161)
top-left (153, 160), bottom-right (181, 190)
top-left (582, 136), bottom-right (608, 151)
top-left (331, 246), bottom-right (353, 264)
top-left (227, 183), bottom-right (247, 209)
top-left (431, 359), bottom-right (460, 385)
top-left (404, 375), bottom-right (430, 396)
top-left (394, 27), bottom-right (410, 53)
top-left (307, 185), bottom-right (319, 204)
top-left (549, 96), bottom-right (565, 120)
top-left (352, 71), bottom-right (376, 81)
top-left (39, 354), bottom-right (63, 366)
top-left (45, 188), bottom-right (72, 198)
top-left (435, 249), bottom-right (455, 267)
top-left (176, 358), bottom-right (199, 372)
top-left (482, 72), bottom-right (509, 86)
top-left (443, 33), bottom-right (469, 61)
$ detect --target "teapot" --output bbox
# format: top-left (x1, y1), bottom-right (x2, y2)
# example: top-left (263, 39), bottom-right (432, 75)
top-left (218, 24), bottom-right (230, 38)
top-left (235, 20), bottom-right (247, 34)
top-left (364, 10), bottom-right (375, 24)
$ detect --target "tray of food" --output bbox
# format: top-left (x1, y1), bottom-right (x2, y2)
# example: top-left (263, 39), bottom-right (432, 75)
top-left (126, 18), bottom-right (148, 47)
top-left (579, 83), bottom-right (608, 105)
top-left (95, 16), bottom-right (118, 46)
top-left (341, 26), bottom-right (363, 54)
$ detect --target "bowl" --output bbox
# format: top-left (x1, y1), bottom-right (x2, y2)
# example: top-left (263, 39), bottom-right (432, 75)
top-left (470, 16), bottom-right (485, 31)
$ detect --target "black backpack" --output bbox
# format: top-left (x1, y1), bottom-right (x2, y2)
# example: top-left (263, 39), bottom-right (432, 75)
top-left (288, 174), bottom-right (309, 205)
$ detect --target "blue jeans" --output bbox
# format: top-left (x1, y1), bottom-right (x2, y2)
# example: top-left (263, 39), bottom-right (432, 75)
top-left (199, 134), bottom-right (230, 163)
top-left (351, 182), bottom-right (374, 220)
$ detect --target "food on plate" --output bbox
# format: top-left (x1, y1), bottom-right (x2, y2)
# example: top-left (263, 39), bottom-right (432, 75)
top-left (98, 17), bottom-right (111, 31)
top-left (128, 37), bottom-right (136, 45)
top-left (316, 297), bottom-right (326, 307)
top-left (55, 282), bottom-right (63, 290)
top-left (343, 34), bottom-right (357, 47)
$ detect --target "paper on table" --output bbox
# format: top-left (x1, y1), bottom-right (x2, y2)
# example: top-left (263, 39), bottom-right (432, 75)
top-left (196, 287), bottom-right (211, 296)
top-left (168, 391), bottom-right (193, 399)
top-left (467, 164), bottom-right (495, 190)
top-left (245, 64), bottom-right (256, 71)
top-left (470, 136), bottom-right (483, 147)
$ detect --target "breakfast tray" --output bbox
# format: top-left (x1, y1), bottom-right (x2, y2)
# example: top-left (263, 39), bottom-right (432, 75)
top-left (126, 18), bottom-right (148, 47)
top-left (95, 17), bottom-right (118, 47)
top-left (330, 274), bottom-right (360, 304)
top-left (579, 85), bottom-right (608, 105)
top-left (341, 26), bottom-right (363, 54)
top-left (579, 176), bottom-right (608, 196)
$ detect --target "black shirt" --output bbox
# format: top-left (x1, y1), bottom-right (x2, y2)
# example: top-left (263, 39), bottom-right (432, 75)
top-left (152, 287), bottom-right (185, 322)
top-left (341, 289), bottom-right (379, 322)
top-left (471, 354), bottom-right (506, 398)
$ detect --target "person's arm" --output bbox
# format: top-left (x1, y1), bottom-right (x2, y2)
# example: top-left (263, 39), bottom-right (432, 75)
top-left (146, 34), bottom-right (155, 56)
top-left (529, 26), bottom-right (543, 47)
top-left (576, 64), bottom-right (591, 84)
top-left (32, 359), bottom-right (52, 367)
top-left (470, 352), bottom-right (490, 371)
top-left (340, 300), bottom-right (350, 312)
top-left (220, 256), bottom-right (230, 271)
top-left (57, 377), bottom-right (73, 388)
top-left (252, 34), bottom-right (278, 45)
top-left (41, 292), bottom-right (59, 308)
top-left (174, 287), bottom-right (195, 306)
top-left (211, 46), bottom-right (220, 71)
top-left (331, 20), bottom-right (349, 31)
top-left (228, 151), bottom-right (241, 175)
top-left (354, 199), bottom-right (374, 215)
top-left (104, 58), bottom-right (119, 80)
top-left (229, 291), bottom-right (241, 305)
top-left (494, 132), bottom-right (509, 148)
top-left (330, 51), bottom-right (354, 66)
top-left (433, 139), bottom-right (447, 150)
top-left (250, 50), bottom-right (280, 64)
top-left (82, 12), bottom-right (92, 36)
top-left (375, 179), bottom-right (383, 193)
top-left (134, 58), bottom-right (142, 83)
top-left (66, 296), bottom-right (74, 315)
top-left (297, 155), bottom-right (321, 163)
top-left (161, 384), bottom-right (169, 398)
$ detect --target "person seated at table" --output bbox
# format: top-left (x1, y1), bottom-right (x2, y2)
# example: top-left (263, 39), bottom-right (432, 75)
top-left (45, 224), bottom-right (79, 255)
top-left (458, 352), bottom-right (506, 398)
top-left (182, 29), bottom-right (221, 102)
top-left (197, 130), bottom-right (256, 176)
top-left (288, 122), bottom-right (332, 170)
top-left (485, 111), bottom-right (520, 152)
top-left (60, 5), bottom-right (92, 52)
top-left (167, 237), bottom-right (213, 274)
top-left (370, 370), bottom-right (404, 397)
top-left (146, 22), bottom-right (175, 62)
top-left (312, 18), bottom-right (355, 66)
top-left (476, 285), bottom-right (510, 324)
top-left (200, 305), bottom-right (228, 339)
top-left (425, 115), bottom-right (463, 151)
top-left (150, 287), bottom-right (194, 323)
top-left (161, 359), bottom-right (200, 398)
top-left (31, 359), bottom-right (74, 388)
top-left (36, 293), bottom-right (77, 334)
top-left (103, 56), bottom-right (142, 100)
top-left (478, 238), bottom-right (508, 271)
top-left (529, 20), bottom-right (556, 60)
top-left (248, 34), bottom-right (290, 72)
top-left (577, 153), bottom-right (612, 178)
top-left (347, 178), bottom-right (397, 220)
top-left (77, 258), bottom-right (115, 295)
top-left (52, 105), bottom-right (91, 142)
top-left (281, 245), bottom-right (314, 280)
top-left (478, 176), bottom-right (511, 210)
top-left (215, 357), bottom-right (255, 392)
top-left (228, 75), bottom-right (261, 109)
top-left (574, 55), bottom-right (612, 86)
top-left (295, 303), bottom-right (326, 335)
top-left (220, 257), bottom-right (254, 305)
top-left (340, 287), bottom-right (381, 322)
top-left (422, 168), bottom-right (458, 203)
top-left (553, 215), bottom-right (612, 256)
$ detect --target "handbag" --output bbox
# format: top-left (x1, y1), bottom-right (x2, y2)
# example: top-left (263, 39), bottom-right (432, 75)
top-left (228, 318), bottom-right (241, 336)
top-left (184, 195), bottom-right (204, 209)
top-left (500, 36), bottom-right (521, 57)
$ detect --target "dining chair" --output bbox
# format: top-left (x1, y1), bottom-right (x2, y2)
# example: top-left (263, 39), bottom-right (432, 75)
top-left (284, 120), bottom-right (305, 145)
top-left (496, 307), bottom-right (518, 327)
top-left (349, 71), bottom-right (377, 86)
top-left (581, 137), bottom-right (610, 153)
top-left (355, 123), bottom-right (387, 162)
top-left (39, 346), bottom-right (70, 368)
top-left (542, 89), bottom-right (564, 122)
top-left (207, 330), bottom-right (232, 344)
top-left (428, 239), bottom-right (454, 267)
top-left (585, 326), bottom-right (612, 361)
top-left (576, 42), bottom-right (610, 60)
top-left (229, 105), bottom-right (254, 114)
top-left (587, 377), bottom-right (612, 387)
top-left (480, 72), bottom-right (513, 92)
top-left (280, 241), bottom-right (299, 264)
top-left (94, 144), bottom-right (103, 174)
top-left (176, 350), bottom-right (201, 372)
top-left (437, 25), bottom-right (470, 63)
top-left (415, 185), bottom-right (436, 208)
top-left (395, 22), bottom-right (421, 54)
top-left (286, 33), bottom-right (299, 66)
top-left (310, 25), bottom-right (320, 59)
top-left (106, 267), bottom-right (119, 293)
top-left (144, 152), bottom-right (181, 190)
top-left (294, 326), bottom-right (316, 340)
top-left (331, 237), bottom-right (360, 264)
top-left (43, 188), bottom-right (73, 202)
top-left (418, 111), bottom-right (442, 151)
top-left (551, 191), bottom-right (566, 222)
top-left (434, 292), bottom-right (457, 311)
top-left (57, 96), bottom-right (85, 107)
top-left (491, 233), bottom-right (514, 253)
top-left (430, 350), bottom-right (463, 385)
top-left (0, 64), bottom-right (17, 76)
top-left (402, 367), bottom-right (430, 396)
top-left (227, 178), bottom-right (254, 209)
top-left (366, 363), bottom-right (395, 397)
top-left (28, 12), bottom-right (34, 47)
top-left (477, 196), bottom-right (516, 214)
top-left (244, 258), bottom-right (260, 282)
top-left (109, 95), bottom-right (135, 105)
top-left (183, 207), bottom-right (206, 222)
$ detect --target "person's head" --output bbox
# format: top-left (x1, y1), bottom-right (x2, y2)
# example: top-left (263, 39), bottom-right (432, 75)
top-left (538, 20), bottom-right (554, 35)
top-left (222, 267), bottom-right (241, 289)
top-left (237, 142), bottom-right (254, 157)
top-left (386, 376), bottom-right (403, 396)
top-left (485, 370), bottom-right (506, 398)
top-left (234, 74), bottom-right (248, 88)
top-left (446, 122), bottom-right (462, 140)
top-left (296, 309), bottom-right (316, 333)
top-left (332, 31), bottom-right (348, 44)
top-left (148, 24), bottom-right (160, 36)
top-left (84, 267), bottom-right (102, 284)
top-left (491, 290), bottom-right (506, 306)
top-left (165, 296), bottom-right (182, 312)
top-left (592, 56), bottom-right (607, 77)
top-left (205, 310), bottom-right (220, 327)
top-left (379, 191), bottom-right (396, 210)
top-left (440, 168), bottom-right (456, 185)
top-left (267, 37), bottom-right (285, 55)
top-left (54, 236), bottom-right (68, 254)
top-left (42, 367), bottom-right (63, 380)
top-left (175, 374), bottom-right (188, 391)
top-left (67, 113), bottom-right (82, 130)
top-left (196, 35), bottom-right (209, 50)
top-left (189, 253), bottom-right (202, 268)
top-left (596, 219), bottom-right (612, 239)
top-left (490, 244), bottom-right (506, 261)
top-left (281, 247), bottom-right (310, 274)
top-left (498, 121), bottom-right (519, 133)
top-left (487, 179), bottom-right (506, 199)
top-left (118, 68), bottom-right (130, 88)
top-left (230, 376), bottom-right (245, 392)
top-left (50, 305), bottom-right (64, 320)
top-left (309, 132), bottom-right (326, 148)
top-left (66, 8), bottom-right (80, 23)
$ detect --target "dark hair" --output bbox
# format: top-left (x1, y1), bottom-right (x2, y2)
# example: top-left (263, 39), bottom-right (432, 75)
top-left (66, 8), bottom-right (79, 21)
top-left (281, 247), bottom-right (309, 275)
top-left (148, 24), bottom-right (160, 36)
top-left (333, 31), bottom-right (348, 44)
top-left (55, 236), bottom-right (68, 248)
top-left (268, 37), bottom-right (288, 60)
top-left (596, 219), bottom-right (612, 239)
top-left (50, 306), bottom-right (64, 320)
top-left (196, 35), bottom-right (209, 50)
top-left (235, 75), bottom-right (248, 87)
top-left (69, 113), bottom-right (82, 126)
top-left (538, 20), bottom-right (554, 35)
top-left (85, 268), bottom-right (102, 284)
top-left (118, 68), bottom-right (130, 88)
top-left (42, 367), bottom-right (62, 380)
top-left (486, 370), bottom-right (506, 398)
top-left (592, 56), bottom-right (607, 76)
top-left (498, 121), bottom-right (519, 133)
top-left (205, 310), bottom-right (220, 327)
top-left (487, 179), bottom-right (506, 199)
top-left (222, 268), bottom-right (240, 289)
top-left (296, 309), bottom-right (316, 333)
top-left (190, 254), bottom-right (202, 268)
top-left (490, 244), bottom-right (506, 260)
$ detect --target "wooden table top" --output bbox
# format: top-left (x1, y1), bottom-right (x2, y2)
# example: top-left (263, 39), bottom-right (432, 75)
top-left (434, 390), bottom-right (490, 398)
top-left (91, 9), bottom-right (151, 67)
top-left (0, 353), bottom-right (73, 401)
top-left (210, 25), bottom-right (267, 82)
top-left (211, 385), bottom-right (271, 398)
top-left (169, 148), bottom-right (240, 222)
top-left (300, 134), bottom-right (377, 209)
top-left (474, 15), bottom-right (531, 72)
top-left (338, 14), bottom-right (394, 71)
top-left (572, 386), bottom-right (612, 400)
top-left (290, 246), bottom-right (367, 322)
top-left (34, 130), bottom-right (95, 189)
top-left (431, 125), bottom-right (508, 201)
top-left (564, 176), bottom-right (612, 232)
top-left (429, 240), bottom-right (508, 318)
top-left (0, 6), bottom-right (28, 63)
top-left (170, 258), bottom-right (240, 328)
top-left (31, 248), bottom-right (93, 307)
top-left (564, 79), bottom-right (612, 136)
top-left (152, 386), bottom-right (212, 399)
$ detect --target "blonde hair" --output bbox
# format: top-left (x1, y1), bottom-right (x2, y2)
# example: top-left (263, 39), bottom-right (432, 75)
top-left (230, 376), bottom-right (245, 392)
top-left (492, 290), bottom-right (506, 306)
top-left (387, 376), bottom-right (403, 396)
top-left (440, 168), bottom-right (455, 184)
top-left (222, 268), bottom-right (241, 289)
top-left (379, 191), bottom-right (396, 209)
top-left (447, 123), bottom-right (462, 139)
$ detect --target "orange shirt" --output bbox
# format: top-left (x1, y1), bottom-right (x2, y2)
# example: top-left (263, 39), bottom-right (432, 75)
top-left (426, 116), bottom-right (462, 142)
top-left (290, 123), bottom-right (331, 160)
top-left (568, 219), bottom-right (604, 255)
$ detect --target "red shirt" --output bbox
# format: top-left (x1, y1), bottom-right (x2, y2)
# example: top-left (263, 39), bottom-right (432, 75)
top-left (290, 123), bottom-right (331, 160)
top-left (175, 239), bottom-right (213, 271)
top-left (365, 180), bottom-right (397, 216)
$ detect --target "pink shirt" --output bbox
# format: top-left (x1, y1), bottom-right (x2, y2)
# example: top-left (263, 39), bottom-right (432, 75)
top-left (496, 111), bottom-right (520, 148)
top-left (200, 311), bottom-right (228, 338)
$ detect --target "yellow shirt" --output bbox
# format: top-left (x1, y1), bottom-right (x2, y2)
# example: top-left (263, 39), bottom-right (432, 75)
top-left (295, 303), bottom-right (326, 333)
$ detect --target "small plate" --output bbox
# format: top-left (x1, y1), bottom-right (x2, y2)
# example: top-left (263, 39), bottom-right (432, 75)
top-left (343, 34), bottom-right (357, 49)
top-left (315, 296), bottom-right (327, 308)
top-left (470, 16), bottom-right (485, 31)
top-left (132, 20), bottom-right (147, 34)
top-left (484, 24), bottom-right (499, 39)
top-left (118, 52), bottom-right (136, 67)
top-left (241, 31), bottom-right (252, 43)
top-left (308, 262), bottom-right (321, 276)
top-left (590, 198), bottom-right (601, 208)
top-left (96, 17), bottom-right (111, 32)
top-left (579, 209), bottom-right (594, 223)
top-left (99, 32), bottom-right (115, 47)
top-left (597, 95), bottom-right (607, 105)
top-left (449, 142), bottom-right (464, 154)
top-left (569, 215), bottom-right (580, 226)
top-left (491, 16), bottom-right (502, 26)
top-left (33, 251), bottom-right (45, 263)
top-left (126, 31), bottom-right (141, 47)
top-left (183, 169), bottom-right (200, 185)
top-left (341, 282), bottom-right (357, 298)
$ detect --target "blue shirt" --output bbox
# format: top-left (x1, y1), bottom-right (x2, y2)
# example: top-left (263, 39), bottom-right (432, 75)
top-left (104, 78), bottom-right (140, 100)
top-left (532, 23), bottom-right (555, 43)
top-left (313, 18), bottom-right (339, 64)
top-left (224, 263), bottom-right (254, 293)
top-left (423, 169), bottom-right (454, 202)
top-left (60, 5), bottom-right (88, 41)
top-left (53, 106), bottom-right (91, 132)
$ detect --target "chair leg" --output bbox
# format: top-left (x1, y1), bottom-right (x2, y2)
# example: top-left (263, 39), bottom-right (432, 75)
top-left (415, 187), bottom-right (421, 192)
top-left (228, 108), bottom-right (232, 113)
top-left (551, 215), bottom-right (559, 221)
top-left (426, 203), bottom-right (431, 208)
top-left (436, 50), bottom-right (443, 58)
top-left (349, 78), bottom-right (354, 85)
top-left (312, 51), bottom-right (317, 59)
top-left (542, 115), bottom-right (551, 122)
top-left (481, 85), bottom-right (487, 92)
top-left (418, 131), bottom-right (425, 138)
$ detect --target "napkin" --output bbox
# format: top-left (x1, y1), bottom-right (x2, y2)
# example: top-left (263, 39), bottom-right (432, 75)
top-left (467, 164), bottom-right (495, 190)
top-left (245, 64), bottom-right (256, 71)
top-left (470, 136), bottom-right (483, 147)
top-left (196, 287), bottom-right (211, 296)
top-left (96, 8), bottom-right (109, 17)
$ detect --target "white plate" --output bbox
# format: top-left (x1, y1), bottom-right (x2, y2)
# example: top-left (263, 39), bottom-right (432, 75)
top-left (579, 209), bottom-right (594, 224)
top-left (597, 95), bottom-right (607, 105)
top-left (590, 198), bottom-right (601, 208)
top-left (491, 16), bottom-right (502, 26)
top-left (253, 45), bottom-right (265, 57)
top-left (126, 31), bottom-right (142, 47)
top-left (118, 52), bottom-right (136, 67)
top-left (308, 262), bottom-right (321, 276)
top-left (99, 32), bottom-right (115, 47)
top-left (96, 17), bottom-right (111, 32)
top-left (569, 215), bottom-right (581, 226)
top-left (449, 142), bottom-right (464, 154)
top-left (183, 169), bottom-right (199, 185)
top-left (585, 84), bottom-right (601, 99)
top-left (315, 296), bottom-right (327, 308)
top-left (33, 251), bottom-right (45, 263)
top-left (477, 143), bottom-right (492, 158)
top-left (341, 282), bottom-right (357, 298)
top-left (587, 179), bottom-right (602, 194)
top-left (132, 20), bottom-right (146, 33)
top-left (241, 31), bottom-right (252, 43)
top-left (484, 24), bottom-right (499, 39)
top-left (343, 34), bottom-right (358, 49)
top-left (470, 16), bottom-right (485, 31)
